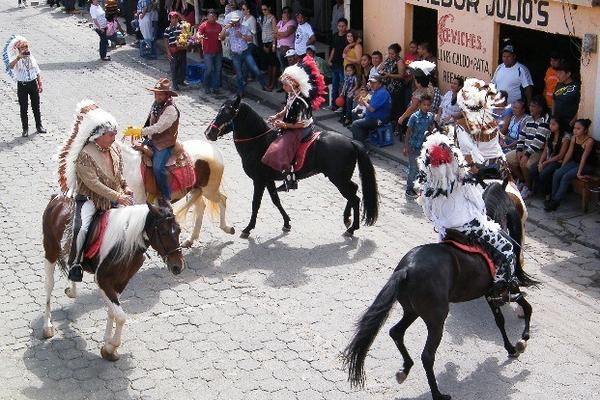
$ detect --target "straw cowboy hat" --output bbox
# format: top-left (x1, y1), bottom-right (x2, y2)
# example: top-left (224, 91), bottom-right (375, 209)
top-left (146, 78), bottom-right (179, 97)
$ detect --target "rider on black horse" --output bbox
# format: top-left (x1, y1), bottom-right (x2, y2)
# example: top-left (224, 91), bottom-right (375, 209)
top-left (416, 131), bottom-right (522, 304)
top-left (262, 55), bottom-right (327, 192)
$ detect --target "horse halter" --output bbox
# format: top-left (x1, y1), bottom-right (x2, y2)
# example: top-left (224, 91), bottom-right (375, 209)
top-left (209, 104), bottom-right (239, 138)
top-left (145, 214), bottom-right (182, 263)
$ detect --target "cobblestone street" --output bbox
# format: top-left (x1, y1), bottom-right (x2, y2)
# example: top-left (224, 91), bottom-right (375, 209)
top-left (1, 4), bottom-right (600, 400)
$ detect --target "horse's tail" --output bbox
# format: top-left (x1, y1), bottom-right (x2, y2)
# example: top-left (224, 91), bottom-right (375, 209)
top-left (343, 268), bottom-right (406, 387)
top-left (174, 189), bottom-right (204, 224)
top-left (352, 141), bottom-right (379, 226)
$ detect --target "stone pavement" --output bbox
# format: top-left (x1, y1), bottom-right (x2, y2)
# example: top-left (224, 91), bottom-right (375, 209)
top-left (1, 4), bottom-right (599, 400)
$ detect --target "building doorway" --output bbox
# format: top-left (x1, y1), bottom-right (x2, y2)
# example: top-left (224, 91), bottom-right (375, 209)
top-left (412, 6), bottom-right (437, 54)
top-left (498, 24), bottom-right (582, 100)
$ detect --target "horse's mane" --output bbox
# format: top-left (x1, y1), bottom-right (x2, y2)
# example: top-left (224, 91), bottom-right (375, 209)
top-left (237, 102), bottom-right (271, 139)
top-left (99, 205), bottom-right (150, 266)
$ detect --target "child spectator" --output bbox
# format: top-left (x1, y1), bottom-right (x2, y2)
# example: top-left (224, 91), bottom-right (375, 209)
top-left (544, 51), bottom-right (561, 109)
top-left (352, 86), bottom-right (370, 119)
top-left (501, 99), bottom-right (527, 152)
top-left (404, 95), bottom-right (434, 197)
top-left (545, 118), bottom-right (597, 211)
top-left (529, 117), bottom-right (571, 202)
top-left (306, 45), bottom-right (331, 84)
top-left (340, 63), bottom-right (359, 126)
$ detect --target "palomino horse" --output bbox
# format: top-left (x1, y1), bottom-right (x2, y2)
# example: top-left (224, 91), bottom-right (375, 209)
top-left (118, 140), bottom-right (235, 248)
top-left (205, 96), bottom-right (379, 238)
top-left (42, 195), bottom-right (184, 360)
top-left (343, 182), bottom-right (537, 400)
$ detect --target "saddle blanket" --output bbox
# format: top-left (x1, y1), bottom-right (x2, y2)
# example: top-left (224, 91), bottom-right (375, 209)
top-left (442, 240), bottom-right (496, 277)
top-left (141, 152), bottom-right (196, 195)
top-left (84, 211), bottom-right (110, 260)
top-left (294, 131), bottom-right (320, 172)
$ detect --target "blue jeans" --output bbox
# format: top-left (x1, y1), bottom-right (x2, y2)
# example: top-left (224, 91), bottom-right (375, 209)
top-left (343, 95), bottom-right (354, 120)
top-left (204, 53), bottom-right (222, 90)
top-left (231, 49), bottom-right (265, 94)
top-left (96, 28), bottom-right (108, 59)
top-left (528, 160), bottom-right (561, 197)
top-left (551, 160), bottom-right (594, 202)
top-left (151, 145), bottom-right (173, 200)
top-left (406, 148), bottom-right (419, 193)
top-left (351, 118), bottom-right (379, 142)
top-left (330, 66), bottom-right (344, 108)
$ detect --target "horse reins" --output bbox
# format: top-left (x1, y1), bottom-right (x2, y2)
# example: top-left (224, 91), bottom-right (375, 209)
top-left (145, 215), bottom-right (182, 263)
top-left (208, 110), bottom-right (277, 143)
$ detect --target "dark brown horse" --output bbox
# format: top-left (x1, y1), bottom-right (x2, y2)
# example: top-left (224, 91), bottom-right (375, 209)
top-left (42, 195), bottom-right (184, 361)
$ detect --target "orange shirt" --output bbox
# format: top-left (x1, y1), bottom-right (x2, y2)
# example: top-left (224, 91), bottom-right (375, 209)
top-left (544, 67), bottom-right (559, 108)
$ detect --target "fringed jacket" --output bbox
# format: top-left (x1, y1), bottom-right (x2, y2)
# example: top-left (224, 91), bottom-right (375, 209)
top-left (75, 143), bottom-right (127, 210)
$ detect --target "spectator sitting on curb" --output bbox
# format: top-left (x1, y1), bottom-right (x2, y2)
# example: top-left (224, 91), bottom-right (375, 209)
top-left (350, 75), bottom-right (391, 143)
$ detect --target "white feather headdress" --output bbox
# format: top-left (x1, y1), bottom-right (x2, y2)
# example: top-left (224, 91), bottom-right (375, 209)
top-left (280, 64), bottom-right (312, 98)
top-left (457, 78), bottom-right (504, 137)
top-left (57, 100), bottom-right (118, 196)
top-left (3, 34), bottom-right (32, 80)
top-left (408, 60), bottom-right (436, 76)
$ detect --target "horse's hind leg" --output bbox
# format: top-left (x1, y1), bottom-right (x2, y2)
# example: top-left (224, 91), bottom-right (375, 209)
top-left (330, 178), bottom-right (359, 237)
top-left (266, 181), bottom-right (291, 232)
top-left (486, 300), bottom-right (518, 357)
top-left (65, 281), bottom-right (77, 298)
top-left (389, 311), bottom-right (418, 384)
top-left (182, 196), bottom-right (206, 248)
top-left (42, 259), bottom-right (56, 339)
top-left (217, 193), bottom-right (235, 234)
top-left (421, 308), bottom-right (450, 400)
top-left (514, 296), bottom-right (532, 354)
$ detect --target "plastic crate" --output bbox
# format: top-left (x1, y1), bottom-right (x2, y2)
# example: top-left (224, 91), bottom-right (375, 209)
top-left (369, 123), bottom-right (394, 147)
top-left (186, 63), bottom-right (206, 84)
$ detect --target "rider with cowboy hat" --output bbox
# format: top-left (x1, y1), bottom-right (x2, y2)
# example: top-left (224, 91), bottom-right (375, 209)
top-left (139, 78), bottom-right (180, 201)
top-left (57, 100), bottom-right (133, 282)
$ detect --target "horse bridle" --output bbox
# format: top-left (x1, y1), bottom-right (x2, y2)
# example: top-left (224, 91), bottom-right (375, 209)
top-left (145, 214), bottom-right (182, 263)
top-left (208, 105), bottom-right (276, 143)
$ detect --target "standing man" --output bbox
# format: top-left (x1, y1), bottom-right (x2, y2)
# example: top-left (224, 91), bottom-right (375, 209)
top-left (350, 75), bottom-right (391, 143)
top-left (327, 17), bottom-right (348, 111)
top-left (198, 9), bottom-right (223, 94)
top-left (219, 13), bottom-right (267, 95)
top-left (543, 51), bottom-right (561, 109)
top-left (330, 0), bottom-right (344, 37)
top-left (164, 11), bottom-right (186, 91)
top-left (294, 10), bottom-right (316, 57)
top-left (5, 36), bottom-right (46, 137)
top-left (140, 78), bottom-right (180, 201)
top-left (137, 0), bottom-right (156, 58)
top-left (491, 43), bottom-right (533, 106)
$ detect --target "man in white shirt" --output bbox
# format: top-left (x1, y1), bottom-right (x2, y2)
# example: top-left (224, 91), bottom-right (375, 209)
top-left (330, 0), bottom-right (345, 36)
top-left (294, 10), bottom-right (316, 57)
top-left (6, 36), bottom-right (46, 137)
top-left (491, 44), bottom-right (533, 106)
top-left (369, 50), bottom-right (383, 80)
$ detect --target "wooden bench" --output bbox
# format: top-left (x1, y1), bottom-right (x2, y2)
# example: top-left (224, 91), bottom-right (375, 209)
top-left (572, 141), bottom-right (600, 213)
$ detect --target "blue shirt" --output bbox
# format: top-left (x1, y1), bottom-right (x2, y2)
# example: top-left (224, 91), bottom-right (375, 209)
top-left (407, 110), bottom-right (434, 151)
top-left (365, 87), bottom-right (392, 122)
top-left (226, 25), bottom-right (250, 54)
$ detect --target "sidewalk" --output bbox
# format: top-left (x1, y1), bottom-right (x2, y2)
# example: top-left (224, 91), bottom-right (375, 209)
top-left (170, 46), bottom-right (600, 253)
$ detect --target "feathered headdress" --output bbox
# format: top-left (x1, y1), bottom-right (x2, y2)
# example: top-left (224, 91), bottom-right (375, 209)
top-left (3, 34), bottom-right (28, 80)
top-left (417, 130), bottom-right (469, 198)
top-left (457, 78), bottom-right (504, 137)
top-left (408, 60), bottom-right (436, 77)
top-left (57, 100), bottom-right (118, 195)
top-left (280, 55), bottom-right (327, 110)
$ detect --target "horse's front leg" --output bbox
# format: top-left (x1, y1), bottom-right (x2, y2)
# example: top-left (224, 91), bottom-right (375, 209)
top-left (99, 286), bottom-right (125, 361)
top-left (241, 180), bottom-right (266, 239)
top-left (266, 181), bottom-right (291, 232)
top-left (486, 299), bottom-right (518, 357)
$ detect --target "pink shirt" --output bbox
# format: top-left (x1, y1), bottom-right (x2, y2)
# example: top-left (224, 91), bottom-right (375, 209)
top-left (276, 19), bottom-right (296, 49)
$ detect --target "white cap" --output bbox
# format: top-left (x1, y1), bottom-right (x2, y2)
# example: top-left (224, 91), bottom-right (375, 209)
top-left (285, 49), bottom-right (297, 57)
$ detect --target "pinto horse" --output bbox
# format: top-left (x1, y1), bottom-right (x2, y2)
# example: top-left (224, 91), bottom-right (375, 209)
top-left (118, 140), bottom-right (235, 248)
top-left (205, 96), bottom-right (379, 238)
top-left (42, 195), bottom-right (184, 361)
top-left (343, 182), bottom-right (538, 400)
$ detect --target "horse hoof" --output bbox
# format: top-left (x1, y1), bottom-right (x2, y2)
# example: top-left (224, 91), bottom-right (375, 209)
top-left (342, 230), bottom-right (354, 238)
top-left (64, 287), bottom-right (77, 298)
top-left (101, 346), bottom-right (120, 362)
top-left (395, 371), bottom-right (408, 384)
top-left (508, 351), bottom-right (520, 359)
top-left (228, 227), bottom-right (235, 235)
top-left (181, 239), bottom-right (193, 249)
top-left (344, 218), bottom-right (351, 228)
top-left (282, 225), bottom-right (291, 233)
top-left (42, 326), bottom-right (54, 339)
top-left (515, 339), bottom-right (527, 354)
top-left (240, 231), bottom-right (250, 239)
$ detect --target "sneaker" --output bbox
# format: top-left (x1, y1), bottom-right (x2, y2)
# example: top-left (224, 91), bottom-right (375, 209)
top-left (520, 186), bottom-right (530, 199)
top-left (36, 126), bottom-right (47, 134)
top-left (516, 181), bottom-right (524, 191)
top-left (405, 189), bottom-right (418, 198)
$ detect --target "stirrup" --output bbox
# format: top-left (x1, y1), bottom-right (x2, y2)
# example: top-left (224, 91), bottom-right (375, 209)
top-left (68, 264), bottom-right (83, 282)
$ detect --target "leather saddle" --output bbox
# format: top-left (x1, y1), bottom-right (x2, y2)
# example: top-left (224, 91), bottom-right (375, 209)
top-left (442, 229), bottom-right (496, 277)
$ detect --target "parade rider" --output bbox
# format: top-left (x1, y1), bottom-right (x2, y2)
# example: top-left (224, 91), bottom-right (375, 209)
top-left (416, 131), bottom-right (521, 303)
top-left (57, 101), bottom-right (133, 282)
top-left (262, 56), bottom-right (327, 192)
top-left (454, 78), bottom-right (508, 177)
top-left (140, 78), bottom-right (180, 201)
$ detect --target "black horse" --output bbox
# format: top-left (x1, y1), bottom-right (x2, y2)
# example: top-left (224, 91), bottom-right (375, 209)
top-left (343, 182), bottom-right (537, 400)
top-left (205, 96), bottom-right (379, 238)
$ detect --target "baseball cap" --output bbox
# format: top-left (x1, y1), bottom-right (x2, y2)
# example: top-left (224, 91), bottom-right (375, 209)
top-left (168, 11), bottom-right (178, 17)
top-left (502, 44), bottom-right (515, 54)
top-left (285, 49), bottom-right (297, 57)
top-left (368, 75), bottom-right (383, 83)
top-left (229, 14), bottom-right (241, 22)
top-left (306, 45), bottom-right (316, 52)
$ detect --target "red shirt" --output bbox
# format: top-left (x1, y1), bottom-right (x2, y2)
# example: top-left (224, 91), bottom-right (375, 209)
top-left (199, 21), bottom-right (222, 55)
